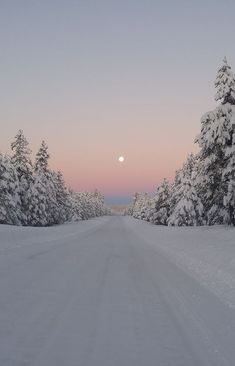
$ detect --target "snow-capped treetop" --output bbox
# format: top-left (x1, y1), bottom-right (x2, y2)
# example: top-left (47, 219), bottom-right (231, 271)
top-left (11, 130), bottom-right (32, 177)
top-left (215, 57), bottom-right (235, 104)
top-left (35, 140), bottom-right (50, 173)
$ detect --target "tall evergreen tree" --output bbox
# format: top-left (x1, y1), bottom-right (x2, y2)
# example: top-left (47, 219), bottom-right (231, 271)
top-left (11, 130), bottom-right (32, 178)
top-left (50, 171), bottom-right (69, 224)
top-left (196, 58), bottom-right (235, 224)
top-left (0, 154), bottom-right (21, 225)
top-left (11, 130), bottom-right (33, 224)
top-left (222, 130), bottom-right (235, 225)
top-left (25, 174), bottom-right (48, 226)
top-left (152, 179), bottom-right (172, 225)
top-left (25, 141), bottom-right (51, 226)
top-left (35, 140), bottom-right (50, 173)
top-left (215, 57), bottom-right (235, 105)
top-left (168, 155), bottom-right (204, 226)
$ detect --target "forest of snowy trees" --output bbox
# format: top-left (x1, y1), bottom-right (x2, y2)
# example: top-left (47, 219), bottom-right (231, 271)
top-left (0, 130), bottom-right (110, 226)
top-left (129, 58), bottom-right (235, 226)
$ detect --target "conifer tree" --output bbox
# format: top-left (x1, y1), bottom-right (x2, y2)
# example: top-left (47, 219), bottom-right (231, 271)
top-left (51, 171), bottom-right (69, 224)
top-left (25, 174), bottom-right (48, 226)
top-left (35, 140), bottom-right (50, 173)
top-left (215, 57), bottom-right (235, 105)
top-left (11, 130), bottom-right (32, 178)
top-left (168, 154), bottom-right (204, 226)
top-left (222, 130), bottom-right (235, 225)
top-left (152, 179), bottom-right (171, 225)
top-left (195, 58), bottom-right (235, 224)
top-left (0, 154), bottom-right (21, 225)
top-left (11, 130), bottom-right (33, 224)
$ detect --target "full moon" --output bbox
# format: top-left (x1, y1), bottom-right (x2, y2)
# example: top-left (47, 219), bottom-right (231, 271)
top-left (118, 156), bottom-right (124, 163)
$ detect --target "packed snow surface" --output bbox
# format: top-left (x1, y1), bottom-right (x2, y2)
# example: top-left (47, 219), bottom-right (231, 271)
top-left (1, 216), bottom-right (235, 365)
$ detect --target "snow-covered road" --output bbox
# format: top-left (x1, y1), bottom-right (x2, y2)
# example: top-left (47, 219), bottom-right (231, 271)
top-left (1, 216), bottom-right (235, 366)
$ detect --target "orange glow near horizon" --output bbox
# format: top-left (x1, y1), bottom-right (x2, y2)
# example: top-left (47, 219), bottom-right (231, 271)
top-left (1, 107), bottom-right (200, 198)
top-left (47, 136), bottom-right (199, 196)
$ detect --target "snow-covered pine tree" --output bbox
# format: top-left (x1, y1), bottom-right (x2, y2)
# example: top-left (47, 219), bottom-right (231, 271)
top-left (139, 193), bottom-right (150, 221)
top-left (168, 167), bottom-right (183, 217)
top-left (168, 154), bottom-right (204, 226)
top-left (11, 130), bottom-right (32, 178)
top-left (11, 130), bottom-right (33, 224)
top-left (86, 192), bottom-right (99, 218)
top-left (50, 171), bottom-right (69, 224)
top-left (222, 127), bottom-right (235, 225)
top-left (35, 140), bottom-right (50, 173)
top-left (24, 140), bottom-right (51, 226)
top-left (152, 179), bottom-right (171, 225)
top-left (133, 195), bottom-right (140, 218)
top-left (168, 177), bottom-right (204, 226)
top-left (0, 154), bottom-right (21, 225)
top-left (195, 58), bottom-right (235, 224)
top-left (131, 193), bottom-right (149, 220)
top-left (145, 197), bottom-right (155, 222)
top-left (219, 59), bottom-right (235, 225)
top-left (93, 189), bottom-right (105, 216)
top-left (215, 57), bottom-right (235, 105)
top-left (1, 131), bottom-right (109, 227)
top-left (67, 189), bottom-right (84, 221)
top-left (64, 187), bottom-right (110, 222)
top-left (25, 173), bottom-right (49, 226)
top-left (130, 193), bottom-right (139, 217)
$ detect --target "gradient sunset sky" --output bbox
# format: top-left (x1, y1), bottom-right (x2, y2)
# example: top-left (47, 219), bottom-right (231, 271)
top-left (1, 0), bottom-right (235, 203)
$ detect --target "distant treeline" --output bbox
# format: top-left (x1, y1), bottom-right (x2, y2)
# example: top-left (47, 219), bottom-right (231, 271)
top-left (127, 58), bottom-right (235, 226)
top-left (0, 131), bottom-right (110, 226)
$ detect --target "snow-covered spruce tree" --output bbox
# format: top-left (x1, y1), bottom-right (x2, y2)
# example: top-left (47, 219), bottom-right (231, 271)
top-left (222, 132), bottom-right (235, 225)
top-left (25, 141), bottom-right (51, 226)
top-left (139, 193), bottom-right (150, 221)
top-left (82, 192), bottom-right (100, 218)
top-left (132, 193), bottom-right (149, 220)
top-left (11, 130), bottom-right (32, 178)
top-left (131, 193), bottom-right (140, 218)
top-left (93, 189), bottom-right (105, 216)
top-left (0, 131), bottom-right (110, 227)
top-left (215, 57), bottom-right (235, 105)
top-left (11, 130), bottom-right (33, 224)
top-left (79, 192), bottom-right (91, 220)
top-left (145, 197), bottom-right (155, 222)
top-left (25, 174), bottom-right (49, 226)
top-left (168, 154), bottom-right (204, 226)
top-left (141, 194), bottom-right (149, 220)
top-left (126, 195), bottom-right (134, 217)
top-left (51, 171), bottom-right (69, 224)
top-left (130, 193), bottom-right (140, 217)
top-left (16, 139), bottom-right (68, 227)
top-left (0, 154), bottom-right (21, 225)
top-left (151, 179), bottom-right (172, 225)
top-left (67, 190), bottom-right (84, 221)
top-left (67, 190), bottom-right (109, 222)
top-left (35, 140), bottom-right (50, 173)
top-left (195, 58), bottom-right (235, 224)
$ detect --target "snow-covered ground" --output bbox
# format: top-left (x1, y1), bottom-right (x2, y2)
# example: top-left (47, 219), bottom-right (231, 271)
top-left (127, 217), bottom-right (235, 310)
top-left (1, 216), bottom-right (235, 365)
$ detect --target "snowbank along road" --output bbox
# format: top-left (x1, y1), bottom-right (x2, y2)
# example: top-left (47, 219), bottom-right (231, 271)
top-left (1, 216), bottom-right (235, 366)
